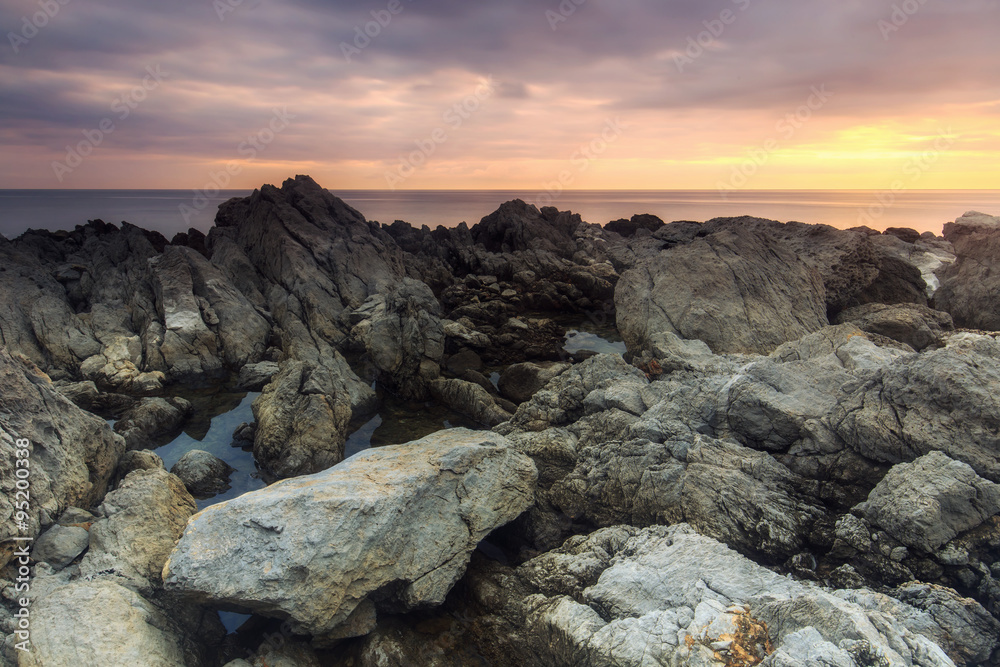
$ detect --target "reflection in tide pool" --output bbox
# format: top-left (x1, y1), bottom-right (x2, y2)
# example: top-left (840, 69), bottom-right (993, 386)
top-left (564, 330), bottom-right (627, 356)
top-left (154, 391), bottom-right (264, 510)
top-left (343, 392), bottom-right (477, 459)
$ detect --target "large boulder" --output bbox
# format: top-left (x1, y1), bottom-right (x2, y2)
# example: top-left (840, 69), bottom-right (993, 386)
top-left (16, 579), bottom-right (196, 667)
top-left (352, 278), bottom-right (445, 399)
top-left (860, 451), bottom-right (1000, 553)
top-left (832, 333), bottom-right (1000, 482)
top-left (935, 211), bottom-right (1000, 330)
top-left (0, 349), bottom-right (124, 569)
top-left (835, 302), bottom-right (954, 351)
top-left (163, 429), bottom-right (537, 637)
top-left (463, 524), bottom-right (998, 667)
top-left (113, 396), bottom-right (192, 450)
top-left (79, 467), bottom-right (197, 593)
top-left (616, 220), bottom-right (828, 354)
top-left (252, 356), bottom-right (376, 478)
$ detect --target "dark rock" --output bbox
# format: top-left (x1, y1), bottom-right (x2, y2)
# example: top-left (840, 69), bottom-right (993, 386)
top-left (883, 227), bottom-right (921, 244)
top-left (605, 214), bottom-right (665, 238)
top-left (170, 449), bottom-right (236, 497)
top-left (834, 302), bottom-right (954, 351)
top-left (429, 378), bottom-right (512, 427)
top-left (444, 348), bottom-right (483, 375)
top-left (497, 361), bottom-right (572, 404)
top-left (0, 349), bottom-right (124, 569)
top-left (114, 396), bottom-right (192, 450)
top-left (236, 361), bottom-right (280, 391)
top-left (935, 211), bottom-right (1000, 330)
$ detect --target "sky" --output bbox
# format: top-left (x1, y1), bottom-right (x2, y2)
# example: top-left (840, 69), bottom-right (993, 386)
top-left (1, 0), bottom-right (998, 191)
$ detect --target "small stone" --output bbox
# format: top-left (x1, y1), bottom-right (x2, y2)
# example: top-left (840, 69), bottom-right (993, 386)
top-left (30, 524), bottom-right (90, 570)
top-left (890, 546), bottom-right (909, 562)
top-left (56, 507), bottom-right (96, 527)
top-left (170, 450), bottom-right (235, 498)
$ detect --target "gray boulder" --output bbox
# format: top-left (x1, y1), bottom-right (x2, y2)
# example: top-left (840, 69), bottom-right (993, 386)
top-left (616, 220), bottom-right (828, 354)
top-left (30, 524), bottom-right (90, 570)
top-left (832, 333), bottom-right (1000, 482)
top-left (252, 356), bottom-right (376, 478)
top-left (16, 580), bottom-right (193, 667)
top-left (352, 278), bottom-right (445, 399)
top-left (498, 361), bottom-right (572, 404)
top-left (163, 429), bottom-right (536, 636)
top-left (170, 449), bottom-right (235, 497)
top-left (0, 349), bottom-right (124, 569)
top-left (113, 396), bottom-right (192, 450)
top-left (237, 361), bottom-right (280, 391)
top-left (861, 451), bottom-right (1000, 553)
top-left (497, 354), bottom-right (647, 433)
top-left (464, 524), bottom-right (993, 667)
top-left (835, 302), bottom-right (954, 351)
top-left (80, 467), bottom-right (196, 593)
top-left (935, 211), bottom-right (1000, 330)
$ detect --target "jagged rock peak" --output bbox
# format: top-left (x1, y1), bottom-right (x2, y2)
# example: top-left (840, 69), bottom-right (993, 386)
top-left (215, 174), bottom-right (369, 231)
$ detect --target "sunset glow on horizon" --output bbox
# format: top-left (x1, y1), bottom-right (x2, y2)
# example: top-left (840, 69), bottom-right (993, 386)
top-left (2, 0), bottom-right (998, 192)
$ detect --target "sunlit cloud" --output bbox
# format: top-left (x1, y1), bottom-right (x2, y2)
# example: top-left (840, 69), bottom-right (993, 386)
top-left (0, 0), bottom-right (997, 189)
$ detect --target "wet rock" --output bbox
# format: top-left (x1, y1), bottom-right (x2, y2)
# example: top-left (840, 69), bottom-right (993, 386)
top-left (497, 361), bottom-right (572, 404)
top-left (170, 449), bottom-right (235, 497)
top-left (429, 378), bottom-right (513, 427)
top-left (352, 278), bottom-right (445, 399)
top-left (237, 361), bottom-right (280, 391)
top-left (252, 357), bottom-right (375, 479)
top-left (113, 396), bottom-right (192, 450)
top-left (0, 349), bottom-right (124, 569)
top-left (860, 451), bottom-right (1000, 553)
top-left (444, 348), bottom-right (483, 375)
top-left (163, 429), bottom-right (536, 637)
top-left (53, 380), bottom-right (136, 414)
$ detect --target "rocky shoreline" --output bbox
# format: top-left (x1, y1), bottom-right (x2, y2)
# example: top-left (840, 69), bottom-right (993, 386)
top-left (2, 175), bottom-right (999, 666)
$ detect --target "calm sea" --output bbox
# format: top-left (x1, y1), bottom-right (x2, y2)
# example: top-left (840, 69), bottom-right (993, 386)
top-left (2, 189), bottom-right (998, 240)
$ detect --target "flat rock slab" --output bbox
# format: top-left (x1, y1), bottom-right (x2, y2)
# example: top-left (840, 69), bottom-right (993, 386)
top-left (163, 429), bottom-right (536, 636)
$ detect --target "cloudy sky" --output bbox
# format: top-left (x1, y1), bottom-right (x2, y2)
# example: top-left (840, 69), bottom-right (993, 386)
top-left (1, 0), bottom-right (998, 190)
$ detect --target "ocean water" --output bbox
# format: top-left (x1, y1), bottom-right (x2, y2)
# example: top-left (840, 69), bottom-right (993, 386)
top-left (2, 189), bottom-right (999, 240)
